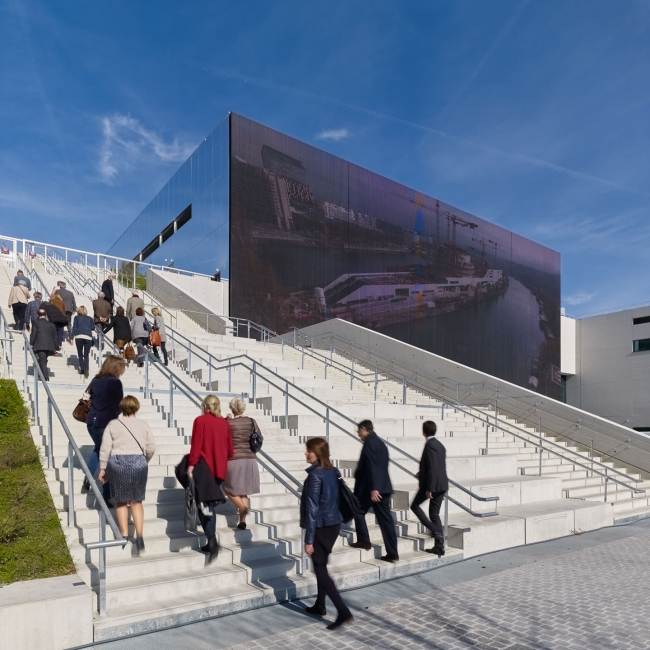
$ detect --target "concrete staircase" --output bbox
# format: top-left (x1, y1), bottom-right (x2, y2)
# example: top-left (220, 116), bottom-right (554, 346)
top-left (0, 253), bottom-right (645, 640)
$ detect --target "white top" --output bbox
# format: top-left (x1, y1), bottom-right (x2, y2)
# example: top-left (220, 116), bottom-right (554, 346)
top-left (99, 415), bottom-right (156, 469)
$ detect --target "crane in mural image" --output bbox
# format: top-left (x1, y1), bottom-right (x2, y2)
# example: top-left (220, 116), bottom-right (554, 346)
top-left (447, 214), bottom-right (478, 248)
top-left (470, 237), bottom-right (487, 264)
top-left (488, 239), bottom-right (500, 267)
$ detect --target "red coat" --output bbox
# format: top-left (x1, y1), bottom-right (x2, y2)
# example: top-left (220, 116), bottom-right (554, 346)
top-left (188, 414), bottom-right (234, 481)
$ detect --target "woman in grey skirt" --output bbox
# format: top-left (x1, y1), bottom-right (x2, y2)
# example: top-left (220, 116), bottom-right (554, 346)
top-left (98, 396), bottom-right (156, 553)
top-left (224, 398), bottom-right (262, 529)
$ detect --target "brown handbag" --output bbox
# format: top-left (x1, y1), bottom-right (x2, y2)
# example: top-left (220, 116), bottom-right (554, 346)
top-left (124, 343), bottom-right (137, 361)
top-left (72, 384), bottom-right (92, 423)
top-left (150, 330), bottom-right (162, 346)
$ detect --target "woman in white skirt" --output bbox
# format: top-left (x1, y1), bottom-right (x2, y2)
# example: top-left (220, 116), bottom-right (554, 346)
top-left (224, 398), bottom-right (262, 529)
top-left (99, 395), bottom-right (155, 554)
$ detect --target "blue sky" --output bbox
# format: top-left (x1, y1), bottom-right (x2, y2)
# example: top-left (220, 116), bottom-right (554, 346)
top-left (1, 0), bottom-right (648, 316)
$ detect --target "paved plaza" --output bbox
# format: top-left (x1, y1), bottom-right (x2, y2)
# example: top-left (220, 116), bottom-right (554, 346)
top-left (84, 518), bottom-right (650, 650)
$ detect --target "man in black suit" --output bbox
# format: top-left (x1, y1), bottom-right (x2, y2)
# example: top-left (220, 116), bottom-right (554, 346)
top-left (30, 309), bottom-right (57, 381)
top-left (411, 420), bottom-right (449, 557)
top-left (101, 274), bottom-right (115, 315)
top-left (350, 420), bottom-right (399, 562)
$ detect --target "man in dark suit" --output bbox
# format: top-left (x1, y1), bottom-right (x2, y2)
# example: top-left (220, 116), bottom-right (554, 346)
top-left (411, 420), bottom-right (449, 557)
top-left (30, 309), bottom-right (57, 381)
top-left (350, 420), bottom-right (399, 562)
top-left (101, 274), bottom-right (115, 315)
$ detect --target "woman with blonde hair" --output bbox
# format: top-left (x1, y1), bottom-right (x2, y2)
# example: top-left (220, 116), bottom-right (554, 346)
top-left (99, 396), bottom-right (155, 554)
top-left (150, 307), bottom-right (168, 366)
top-left (72, 305), bottom-right (95, 378)
top-left (224, 397), bottom-right (262, 529)
top-left (188, 395), bottom-right (234, 563)
top-left (82, 355), bottom-right (126, 500)
top-left (301, 437), bottom-right (353, 629)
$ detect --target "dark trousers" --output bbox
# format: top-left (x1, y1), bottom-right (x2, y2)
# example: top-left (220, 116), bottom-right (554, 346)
top-left (410, 489), bottom-right (446, 546)
top-left (87, 424), bottom-right (111, 501)
top-left (35, 350), bottom-right (50, 381)
top-left (313, 524), bottom-right (350, 617)
top-left (76, 338), bottom-right (92, 373)
top-left (199, 505), bottom-right (217, 541)
top-left (134, 337), bottom-right (148, 364)
top-left (12, 303), bottom-right (27, 330)
top-left (353, 494), bottom-right (398, 556)
top-left (65, 312), bottom-right (73, 341)
top-left (55, 323), bottom-right (66, 349)
top-left (152, 341), bottom-right (168, 364)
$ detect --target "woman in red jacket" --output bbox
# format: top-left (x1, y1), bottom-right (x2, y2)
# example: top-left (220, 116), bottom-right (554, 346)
top-left (188, 395), bottom-right (234, 563)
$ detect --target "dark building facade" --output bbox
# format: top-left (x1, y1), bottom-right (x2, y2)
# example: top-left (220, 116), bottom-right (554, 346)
top-left (110, 112), bottom-right (562, 398)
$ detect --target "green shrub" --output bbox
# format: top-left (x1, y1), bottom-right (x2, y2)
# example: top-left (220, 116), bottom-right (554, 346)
top-left (0, 379), bottom-right (74, 585)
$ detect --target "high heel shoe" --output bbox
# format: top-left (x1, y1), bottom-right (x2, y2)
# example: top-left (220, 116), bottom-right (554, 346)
top-left (237, 522), bottom-right (247, 530)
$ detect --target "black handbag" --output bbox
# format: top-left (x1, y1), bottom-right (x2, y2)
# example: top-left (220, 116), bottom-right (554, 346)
top-left (249, 418), bottom-right (263, 454)
top-left (337, 475), bottom-right (361, 523)
top-left (184, 477), bottom-right (199, 534)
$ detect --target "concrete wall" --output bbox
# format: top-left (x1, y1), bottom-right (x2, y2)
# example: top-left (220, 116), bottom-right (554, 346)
top-left (147, 269), bottom-right (231, 334)
top-left (0, 574), bottom-right (94, 649)
top-left (292, 318), bottom-right (650, 474)
top-left (566, 307), bottom-right (650, 429)
top-left (561, 315), bottom-right (576, 375)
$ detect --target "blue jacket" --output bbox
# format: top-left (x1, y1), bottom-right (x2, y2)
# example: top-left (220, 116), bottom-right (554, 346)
top-left (24, 299), bottom-right (42, 326)
top-left (14, 275), bottom-right (31, 290)
top-left (86, 376), bottom-right (123, 428)
top-left (72, 314), bottom-right (95, 338)
top-left (300, 463), bottom-right (343, 545)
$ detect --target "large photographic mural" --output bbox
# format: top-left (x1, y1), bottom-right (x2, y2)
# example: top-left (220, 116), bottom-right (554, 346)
top-left (230, 113), bottom-right (561, 398)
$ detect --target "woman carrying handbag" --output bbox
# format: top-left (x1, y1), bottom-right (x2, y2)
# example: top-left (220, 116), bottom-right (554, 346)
top-left (150, 307), bottom-right (168, 366)
top-left (98, 396), bottom-right (155, 554)
top-left (301, 437), bottom-right (354, 630)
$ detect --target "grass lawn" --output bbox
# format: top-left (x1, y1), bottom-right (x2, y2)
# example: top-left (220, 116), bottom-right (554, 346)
top-left (0, 379), bottom-right (74, 585)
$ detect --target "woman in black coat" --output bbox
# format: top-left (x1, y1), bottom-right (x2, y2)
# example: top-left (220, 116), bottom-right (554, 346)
top-left (103, 306), bottom-right (131, 354)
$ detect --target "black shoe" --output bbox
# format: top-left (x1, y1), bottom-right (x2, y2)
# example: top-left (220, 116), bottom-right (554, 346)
top-left (349, 541), bottom-right (372, 551)
top-left (326, 613), bottom-right (354, 630)
top-left (237, 522), bottom-right (247, 530)
top-left (135, 536), bottom-right (145, 555)
top-left (207, 539), bottom-right (219, 564)
top-left (200, 543), bottom-right (210, 553)
top-left (380, 553), bottom-right (399, 563)
top-left (81, 479), bottom-right (91, 493)
top-left (426, 545), bottom-right (445, 557)
top-left (305, 602), bottom-right (326, 616)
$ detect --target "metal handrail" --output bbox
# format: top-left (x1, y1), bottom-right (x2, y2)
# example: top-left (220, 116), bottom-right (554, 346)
top-left (164, 328), bottom-right (501, 513)
top-left (20, 331), bottom-right (127, 615)
top-left (294, 331), bottom-right (644, 488)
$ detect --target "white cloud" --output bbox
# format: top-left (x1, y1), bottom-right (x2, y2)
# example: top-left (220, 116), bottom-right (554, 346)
top-left (98, 114), bottom-right (196, 184)
top-left (316, 128), bottom-right (350, 142)
top-left (564, 292), bottom-right (596, 306)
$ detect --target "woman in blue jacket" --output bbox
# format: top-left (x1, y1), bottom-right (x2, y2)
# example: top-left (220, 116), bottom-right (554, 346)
top-left (71, 305), bottom-right (95, 378)
top-left (301, 437), bottom-right (353, 630)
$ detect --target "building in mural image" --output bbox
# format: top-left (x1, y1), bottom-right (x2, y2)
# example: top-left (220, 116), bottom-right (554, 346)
top-left (229, 114), bottom-right (561, 398)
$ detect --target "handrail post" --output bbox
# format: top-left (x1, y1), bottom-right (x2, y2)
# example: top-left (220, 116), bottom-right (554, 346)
top-left (538, 419), bottom-right (543, 476)
top-left (350, 357), bottom-right (354, 390)
top-left (590, 439), bottom-right (594, 477)
top-left (247, 320), bottom-right (250, 339)
top-left (252, 362), bottom-right (257, 401)
top-left (604, 472), bottom-right (608, 501)
top-left (228, 359), bottom-right (232, 392)
top-left (208, 360), bottom-right (212, 389)
top-left (68, 442), bottom-right (75, 527)
top-left (444, 493), bottom-right (449, 545)
top-left (326, 407), bottom-right (330, 442)
top-left (485, 419), bottom-right (489, 453)
top-left (285, 381), bottom-right (289, 423)
top-left (47, 397), bottom-right (54, 468)
top-left (98, 510), bottom-right (107, 616)
top-left (374, 367), bottom-right (378, 400)
top-left (168, 375), bottom-right (174, 427)
top-left (144, 352), bottom-right (149, 399)
top-left (188, 342), bottom-right (192, 374)
top-left (402, 377), bottom-right (406, 405)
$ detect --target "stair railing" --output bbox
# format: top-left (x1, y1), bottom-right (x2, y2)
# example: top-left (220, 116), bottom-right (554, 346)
top-left (288, 330), bottom-right (645, 491)
top-left (0, 306), bottom-right (14, 378)
top-left (160, 327), bottom-right (502, 518)
top-left (20, 331), bottom-right (127, 615)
